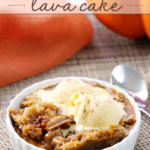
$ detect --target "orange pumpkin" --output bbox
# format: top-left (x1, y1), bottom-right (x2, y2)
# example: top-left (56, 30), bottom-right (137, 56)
top-left (142, 15), bottom-right (150, 38)
top-left (0, 0), bottom-right (93, 87)
top-left (86, 0), bottom-right (146, 39)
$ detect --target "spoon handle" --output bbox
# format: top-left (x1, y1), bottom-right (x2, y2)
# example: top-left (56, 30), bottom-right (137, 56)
top-left (139, 107), bottom-right (150, 118)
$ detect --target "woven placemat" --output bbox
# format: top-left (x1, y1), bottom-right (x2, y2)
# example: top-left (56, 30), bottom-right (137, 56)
top-left (0, 15), bottom-right (150, 149)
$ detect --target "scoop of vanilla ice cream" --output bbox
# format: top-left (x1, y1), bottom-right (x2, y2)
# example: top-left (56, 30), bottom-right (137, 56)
top-left (36, 79), bottom-right (94, 114)
top-left (71, 94), bottom-right (127, 132)
top-left (50, 79), bottom-right (94, 104)
top-left (36, 79), bottom-right (111, 115)
top-left (37, 79), bottom-right (93, 104)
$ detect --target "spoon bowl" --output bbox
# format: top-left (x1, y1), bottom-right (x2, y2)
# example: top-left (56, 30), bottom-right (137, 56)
top-left (111, 64), bottom-right (150, 118)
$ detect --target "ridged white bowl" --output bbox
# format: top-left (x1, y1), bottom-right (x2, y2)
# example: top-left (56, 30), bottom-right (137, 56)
top-left (6, 77), bottom-right (141, 150)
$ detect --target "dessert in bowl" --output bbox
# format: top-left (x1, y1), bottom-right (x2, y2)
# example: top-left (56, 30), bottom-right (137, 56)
top-left (6, 77), bottom-right (141, 150)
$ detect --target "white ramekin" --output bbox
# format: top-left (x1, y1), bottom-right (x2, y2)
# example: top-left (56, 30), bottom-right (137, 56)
top-left (6, 77), bottom-right (141, 150)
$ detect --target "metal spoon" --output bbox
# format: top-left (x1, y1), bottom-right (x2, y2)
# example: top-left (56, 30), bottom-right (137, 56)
top-left (110, 64), bottom-right (150, 118)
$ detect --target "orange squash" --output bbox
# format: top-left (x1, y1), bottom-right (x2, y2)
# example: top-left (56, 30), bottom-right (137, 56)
top-left (86, 0), bottom-right (146, 39)
top-left (0, 1), bottom-right (93, 87)
top-left (94, 14), bottom-right (145, 38)
top-left (142, 15), bottom-right (150, 39)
